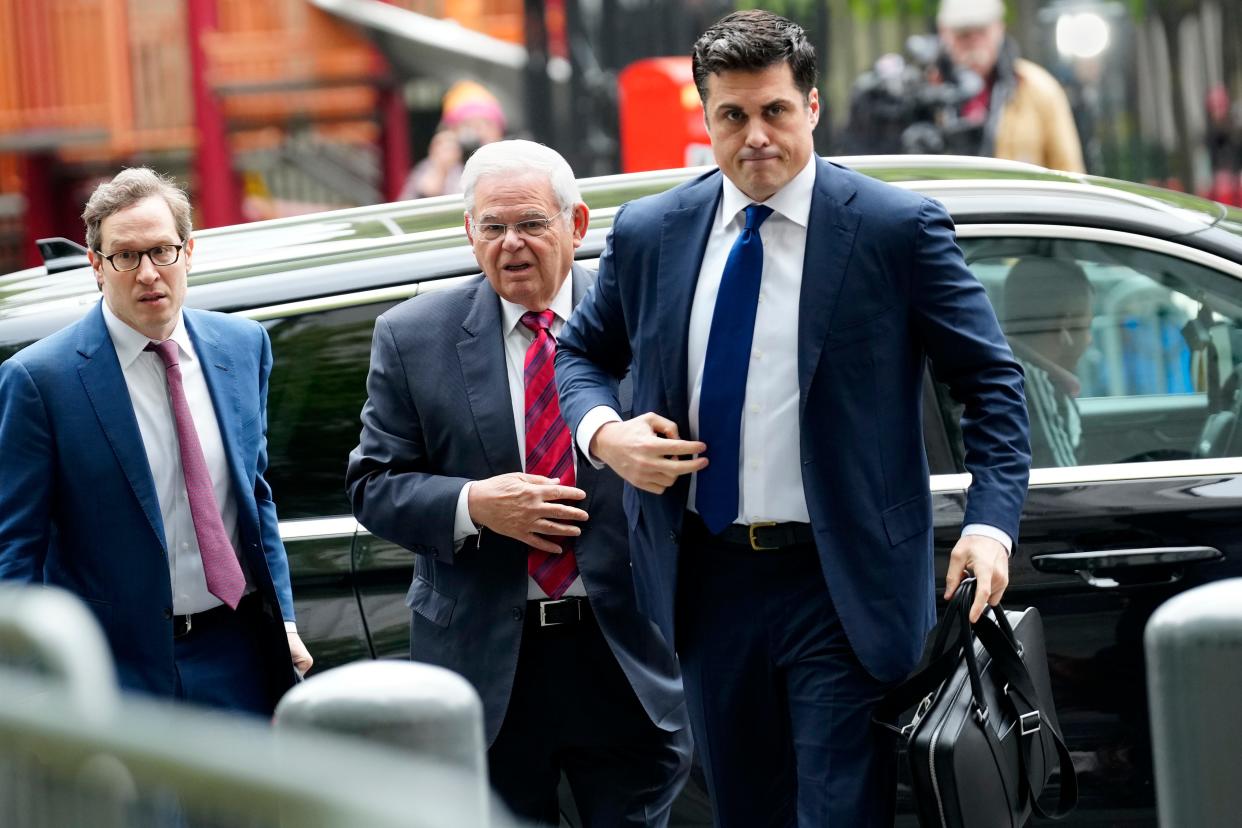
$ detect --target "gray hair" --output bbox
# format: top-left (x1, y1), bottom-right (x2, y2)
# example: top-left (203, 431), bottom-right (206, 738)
top-left (82, 167), bottom-right (193, 252)
top-left (461, 140), bottom-right (582, 219)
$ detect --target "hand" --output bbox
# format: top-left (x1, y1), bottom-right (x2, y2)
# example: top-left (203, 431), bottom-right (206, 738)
top-left (590, 413), bottom-right (707, 494)
top-left (427, 129), bottom-right (463, 171)
top-left (468, 472), bottom-right (588, 554)
top-left (944, 534), bottom-right (1010, 623)
top-left (288, 631), bottom-right (313, 677)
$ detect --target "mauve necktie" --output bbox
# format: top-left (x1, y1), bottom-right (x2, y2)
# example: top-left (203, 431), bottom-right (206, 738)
top-left (146, 340), bottom-right (246, 609)
top-left (520, 310), bottom-right (579, 599)
top-left (695, 203), bottom-right (775, 534)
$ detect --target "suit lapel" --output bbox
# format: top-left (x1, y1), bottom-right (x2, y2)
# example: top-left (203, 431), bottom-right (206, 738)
top-left (798, 159), bottom-right (861, 417)
top-left (75, 303), bottom-right (166, 551)
top-left (185, 311), bottom-right (249, 499)
top-left (657, 174), bottom-right (722, 428)
top-left (458, 278), bottom-right (523, 475)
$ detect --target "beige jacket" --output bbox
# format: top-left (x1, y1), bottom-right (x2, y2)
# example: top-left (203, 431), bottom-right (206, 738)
top-left (993, 58), bottom-right (1085, 173)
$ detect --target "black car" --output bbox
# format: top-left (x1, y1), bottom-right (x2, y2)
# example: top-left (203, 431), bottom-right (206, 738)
top-left (4, 156), bottom-right (1241, 826)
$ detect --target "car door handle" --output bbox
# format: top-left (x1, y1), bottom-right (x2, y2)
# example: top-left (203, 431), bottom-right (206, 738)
top-left (1031, 546), bottom-right (1224, 588)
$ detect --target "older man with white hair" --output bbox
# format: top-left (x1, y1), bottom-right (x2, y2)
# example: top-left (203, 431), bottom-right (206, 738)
top-left (938, 0), bottom-right (1085, 171)
top-left (347, 139), bottom-right (691, 826)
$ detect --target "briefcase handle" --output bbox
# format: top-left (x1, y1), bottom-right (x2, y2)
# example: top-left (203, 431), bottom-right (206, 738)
top-left (874, 577), bottom-right (981, 726)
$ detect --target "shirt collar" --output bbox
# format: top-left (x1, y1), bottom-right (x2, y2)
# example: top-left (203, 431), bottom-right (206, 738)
top-left (499, 270), bottom-right (575, 337)
top-left (719, 154), bottom-right (817, 231)
top-left (101, 298), bottom-right (194, 369)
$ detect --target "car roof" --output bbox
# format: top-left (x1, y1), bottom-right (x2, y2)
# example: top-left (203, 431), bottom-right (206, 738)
top-left (3, 155), bottom-right (1240, 333)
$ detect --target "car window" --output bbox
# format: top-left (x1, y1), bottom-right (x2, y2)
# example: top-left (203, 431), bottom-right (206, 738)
top-left (261, 300), bottom-right (401, 519)
top-left (936, 236), bottom-right (1242, 470)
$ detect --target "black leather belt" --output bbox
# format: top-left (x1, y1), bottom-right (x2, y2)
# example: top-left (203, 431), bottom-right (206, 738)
top-left (685, 511), bottom-right (815, 551)
top-left (528, 597), bottom-right (591, 628)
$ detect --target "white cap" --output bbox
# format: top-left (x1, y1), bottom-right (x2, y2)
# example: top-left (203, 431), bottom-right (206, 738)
top-left (937, 0), bottom-right (1005, 28)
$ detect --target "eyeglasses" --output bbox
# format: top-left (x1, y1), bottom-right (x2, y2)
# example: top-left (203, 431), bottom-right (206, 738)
top-left (98, 243), bottom-right (185, 272)
top-left (471, 209), bottom-right (569, 242)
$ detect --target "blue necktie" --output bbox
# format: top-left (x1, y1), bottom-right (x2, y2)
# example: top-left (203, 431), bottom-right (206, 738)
top-left (696, 204), bottom-right (774, 534)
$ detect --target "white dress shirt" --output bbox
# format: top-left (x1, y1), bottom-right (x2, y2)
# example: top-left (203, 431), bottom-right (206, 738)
top-left (577, 157), bottom-right (1011, 551)
top-left (101, 300), bottom-right (255, 615)
top-left (452, 275), bottom-right (587, 598)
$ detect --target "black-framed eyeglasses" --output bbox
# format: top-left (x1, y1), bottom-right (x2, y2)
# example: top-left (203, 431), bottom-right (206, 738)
top-left (471, 209), bottom-right (569, 242)
top-left (98, 243), bottom-right (185, 272)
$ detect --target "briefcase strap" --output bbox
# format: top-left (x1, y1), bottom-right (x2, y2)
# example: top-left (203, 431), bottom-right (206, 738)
top-left (974, 614), bottom-right (1078, 820)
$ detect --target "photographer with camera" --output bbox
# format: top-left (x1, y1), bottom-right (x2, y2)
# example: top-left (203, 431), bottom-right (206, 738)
top-left (845, 0), bottom-right (1084, 173)
top-left (844, 33), bottom-right (987, 156)
top-left (937, 0), bottom-right (1084, 171)
top-left (398, 81), bottom-right (508, 200)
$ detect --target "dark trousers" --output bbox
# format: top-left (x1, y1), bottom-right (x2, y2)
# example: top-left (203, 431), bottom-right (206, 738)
top-left (487, 604), bottom-right (691, 827)
top-left (172, 592), bottom-right (275, 717)
top-left (677, 527), bottom-right (899, 828)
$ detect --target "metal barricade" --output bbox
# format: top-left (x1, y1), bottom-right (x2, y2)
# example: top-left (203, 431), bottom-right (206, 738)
top-left (0, 584), bottom-right (522, 827)
top-left (1145, 577), bottom-right (1242, 827)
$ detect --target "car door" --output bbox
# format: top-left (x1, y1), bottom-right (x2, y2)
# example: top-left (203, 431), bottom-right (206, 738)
top-left (913, 225), bottom-right (1242, 825)
top-left (250, 295), bottom-right (414, 670)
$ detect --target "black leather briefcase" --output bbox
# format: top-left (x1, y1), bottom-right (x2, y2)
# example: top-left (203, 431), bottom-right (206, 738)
top-left (876, 579), bottom-right (1078, 828)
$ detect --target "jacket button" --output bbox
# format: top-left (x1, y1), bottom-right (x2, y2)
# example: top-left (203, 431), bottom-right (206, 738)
top-left (430, 548), bottom-right (439, 558)
top-left (511, 606), bottom-right (524, 621)
top-left (668, 530), bottom-right (678, 543)
top-left (162, 608), bottom-right (173, 620)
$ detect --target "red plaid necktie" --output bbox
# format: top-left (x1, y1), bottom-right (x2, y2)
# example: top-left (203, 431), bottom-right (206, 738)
top-left (520, 310), bottom-right (578, 599)
top-left (147, 340), bottom-right (246, 609)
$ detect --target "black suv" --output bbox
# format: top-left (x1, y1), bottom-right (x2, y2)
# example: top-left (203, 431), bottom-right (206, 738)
top-left (5, 156), bottom-right (1242, 826)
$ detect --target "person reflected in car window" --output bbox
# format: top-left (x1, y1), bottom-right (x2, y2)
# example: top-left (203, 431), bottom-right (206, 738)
top-left (1003, 257), bottom-right (1094, 467)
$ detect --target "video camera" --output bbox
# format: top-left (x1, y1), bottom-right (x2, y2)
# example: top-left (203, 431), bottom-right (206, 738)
top-left (845, 34), bottom-right (986, 156)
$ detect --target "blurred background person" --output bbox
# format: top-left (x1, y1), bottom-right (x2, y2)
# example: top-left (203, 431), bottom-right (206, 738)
top-left (1003, 257), bottom-right (1095, 467)
top-left (937, 0), bottom-right (1085, 171)
top-left (399, 81), bottom-right (508, 200)
top-left (1206, 84), bottom-right (1241, 206)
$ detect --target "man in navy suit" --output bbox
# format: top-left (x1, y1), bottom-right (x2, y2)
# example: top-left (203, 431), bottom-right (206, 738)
top-left (346, 140), bottom-right (690, 826)
top-left (556, 11), bottom-right (1030, 826)
top-left (0, 168), bottom-right (310, 715)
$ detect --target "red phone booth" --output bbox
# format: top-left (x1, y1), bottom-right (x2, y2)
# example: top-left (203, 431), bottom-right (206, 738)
top-left (618, 57), bottom-right (712, 173)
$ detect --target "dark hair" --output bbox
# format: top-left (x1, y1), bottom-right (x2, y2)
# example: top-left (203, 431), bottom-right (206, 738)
top-left (691, 10), bottom-right (817, 103)
top-left (1003, 257), bottom-right (1093, 336)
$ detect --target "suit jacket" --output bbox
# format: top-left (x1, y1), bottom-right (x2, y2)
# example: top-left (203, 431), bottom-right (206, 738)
top-left (0, 302), bottom-right (296, 705)
top-left (345, 265), bottom-right (687, 744)
top-left (556, 159), bottom-right (1031, 683)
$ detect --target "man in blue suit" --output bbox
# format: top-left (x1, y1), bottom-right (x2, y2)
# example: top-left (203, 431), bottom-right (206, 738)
top-left (347, 141), bottom-right (689, 826)
top-left (0, 167), bottom-right (310, 715)
top-left (556, 11), bottom-right (1030, 826)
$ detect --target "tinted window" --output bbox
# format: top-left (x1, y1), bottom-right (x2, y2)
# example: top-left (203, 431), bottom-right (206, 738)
top-left (262, 301), bottom-right (399, 518)
top-left (938, 236), bottom-right (1242, 470)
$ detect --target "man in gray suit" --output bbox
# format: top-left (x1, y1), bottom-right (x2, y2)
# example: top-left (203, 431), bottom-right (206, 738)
top-left (346, 140), bottom-right (690, 826)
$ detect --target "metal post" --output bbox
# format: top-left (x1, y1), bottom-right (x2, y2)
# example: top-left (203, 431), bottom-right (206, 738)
top-left (523, 0), bottom-right (554, 147)
top-left (273, 661), bottom-right (491, 821)
top-left (379, 77), bottom-right (411, 203)
top-left (1144, 577), bottom-right (1242, 827)
top-left (0, 583), bottom-right (120, 722)
top-left (187, 0), bottom-right (242, 228)
top-left (19, 153), bottom-right (54, 268)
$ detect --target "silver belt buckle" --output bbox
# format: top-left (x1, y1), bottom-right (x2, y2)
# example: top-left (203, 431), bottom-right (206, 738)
top-left (538, 598), bottom-right (578, 627)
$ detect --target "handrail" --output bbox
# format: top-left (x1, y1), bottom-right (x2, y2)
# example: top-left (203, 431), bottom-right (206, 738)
top-left (0, 583), bottom-right (119, 723)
